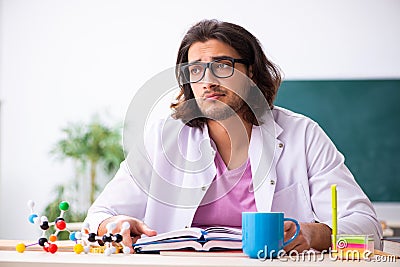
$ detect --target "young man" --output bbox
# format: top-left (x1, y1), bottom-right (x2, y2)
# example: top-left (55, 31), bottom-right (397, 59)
top-left (85, 20), bottom-right (382, 252)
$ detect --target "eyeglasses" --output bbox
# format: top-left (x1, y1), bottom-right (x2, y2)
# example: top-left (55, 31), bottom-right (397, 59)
top-left (180, 57), bottom-right (249, 83)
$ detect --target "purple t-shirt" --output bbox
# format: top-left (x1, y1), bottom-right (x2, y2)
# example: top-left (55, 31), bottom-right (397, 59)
top-left (191, 151), bottom-right (257, 228)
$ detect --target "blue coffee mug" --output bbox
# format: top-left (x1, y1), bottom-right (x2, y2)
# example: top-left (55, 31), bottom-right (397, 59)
top-left (242, 212), bottom-right (300, 259)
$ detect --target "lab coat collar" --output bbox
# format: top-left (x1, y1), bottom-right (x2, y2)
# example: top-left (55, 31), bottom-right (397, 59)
top-left (249, 110), bottom-right (283, 211)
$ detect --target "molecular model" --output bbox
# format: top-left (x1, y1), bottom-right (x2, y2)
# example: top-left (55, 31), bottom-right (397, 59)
top-left (16, 200), bottom-right (71, 254)
top-left (16, 199), bottom-right (131, 256)
top-left (70, 221), bottom-right (131, 256)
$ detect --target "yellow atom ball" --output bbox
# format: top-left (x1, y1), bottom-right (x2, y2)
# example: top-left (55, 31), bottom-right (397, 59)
top-left (16, 243), bottom-right (26, 253)
top-left (73, 244), bottom-right (84, 254)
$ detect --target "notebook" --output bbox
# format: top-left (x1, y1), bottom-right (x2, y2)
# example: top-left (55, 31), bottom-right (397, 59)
top-left (133, 226), bottom-right (242, 253)
top-left (382, 237), bottom-right (400, 258)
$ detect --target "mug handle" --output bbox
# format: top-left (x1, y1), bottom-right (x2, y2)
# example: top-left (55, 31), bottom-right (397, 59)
top-left (283, 218), bottom-right (300, 247)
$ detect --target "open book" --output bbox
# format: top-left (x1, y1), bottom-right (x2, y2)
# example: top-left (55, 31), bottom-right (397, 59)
top-left (133, 226), bottom-right (242, 253)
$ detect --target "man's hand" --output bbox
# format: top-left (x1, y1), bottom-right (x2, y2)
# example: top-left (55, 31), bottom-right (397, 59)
top-left (98, 215), bottom-right (157, 253)
top-left (283, 221), bottom-right (332, 253)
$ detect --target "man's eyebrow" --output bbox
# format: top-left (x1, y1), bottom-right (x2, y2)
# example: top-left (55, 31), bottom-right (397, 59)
top-left (187, 56), bottom-right (233, 64)
top-left (188, 59), bottom-right (201, 64)
top-left (212, 55), bottom-right (233, 60)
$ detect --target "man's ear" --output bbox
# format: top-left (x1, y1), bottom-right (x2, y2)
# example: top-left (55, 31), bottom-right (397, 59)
top-left (248, 65), bottom-right (253, 79)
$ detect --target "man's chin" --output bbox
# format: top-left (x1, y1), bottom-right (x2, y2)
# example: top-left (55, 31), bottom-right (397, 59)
top-left (200, 108), bottom-right (237, 121)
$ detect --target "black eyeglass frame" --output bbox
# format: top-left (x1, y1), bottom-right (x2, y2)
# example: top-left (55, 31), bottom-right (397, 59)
top-left (180, 57), bottom-right (250, 84)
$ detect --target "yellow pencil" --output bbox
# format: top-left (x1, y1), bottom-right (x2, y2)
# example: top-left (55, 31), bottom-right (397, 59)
top-left (331, 184), bottom-right (337, 250)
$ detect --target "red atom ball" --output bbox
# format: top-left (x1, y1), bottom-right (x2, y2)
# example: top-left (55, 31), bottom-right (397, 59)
top-left (56, 220), bottom-right (66, 230)
top-left (48, 243), bottom-right (58, 254)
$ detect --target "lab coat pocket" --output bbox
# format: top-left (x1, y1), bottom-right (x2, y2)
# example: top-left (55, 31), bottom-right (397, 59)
top-left (271, 182), bottom-right (314, 223)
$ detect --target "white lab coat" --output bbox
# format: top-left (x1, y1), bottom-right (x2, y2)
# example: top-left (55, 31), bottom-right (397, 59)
top-left (85, 106), bottom-right (382, 249)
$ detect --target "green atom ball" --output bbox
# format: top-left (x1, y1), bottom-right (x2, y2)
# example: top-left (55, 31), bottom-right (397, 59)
top-left (59, 201), bottom-right (70, 211)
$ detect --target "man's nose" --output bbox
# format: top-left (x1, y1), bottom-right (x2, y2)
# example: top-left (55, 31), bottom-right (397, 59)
top-left (201, 68), bottom-right (219, 89)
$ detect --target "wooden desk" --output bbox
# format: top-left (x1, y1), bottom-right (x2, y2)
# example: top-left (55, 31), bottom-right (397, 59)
top-left (0, 250), bottom-right (398, 267)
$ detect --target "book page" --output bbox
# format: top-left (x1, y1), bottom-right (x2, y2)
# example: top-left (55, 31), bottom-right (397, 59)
top-left (134, 228), bottom-right (204, 245)
top-left (203, 226), bottom-right (242, 240)
top-left (202, 240), bottom-right (242, 251)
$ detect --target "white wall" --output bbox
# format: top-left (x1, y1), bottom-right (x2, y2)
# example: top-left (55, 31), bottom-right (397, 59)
top-left (1, 0), bottom-right (399, 239)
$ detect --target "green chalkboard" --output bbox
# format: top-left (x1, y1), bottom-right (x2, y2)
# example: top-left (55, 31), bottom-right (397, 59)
top-left (275, 80), bottom-right (400, 202)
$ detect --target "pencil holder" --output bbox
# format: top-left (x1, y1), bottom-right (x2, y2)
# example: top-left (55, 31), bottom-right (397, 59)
top-left (332, 234), bottom-right (374, 260)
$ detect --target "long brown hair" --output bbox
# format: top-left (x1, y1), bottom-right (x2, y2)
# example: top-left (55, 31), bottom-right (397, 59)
top-left (171, 19), bottom-right (282, 128)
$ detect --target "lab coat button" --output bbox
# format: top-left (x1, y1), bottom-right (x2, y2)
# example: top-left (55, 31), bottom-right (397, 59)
top-left (278, 143), bottom-right (284, 148)
top-left (270, 180), bottom-right (275, 185)
top-left (201, 186), bottom-right (207, 191)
